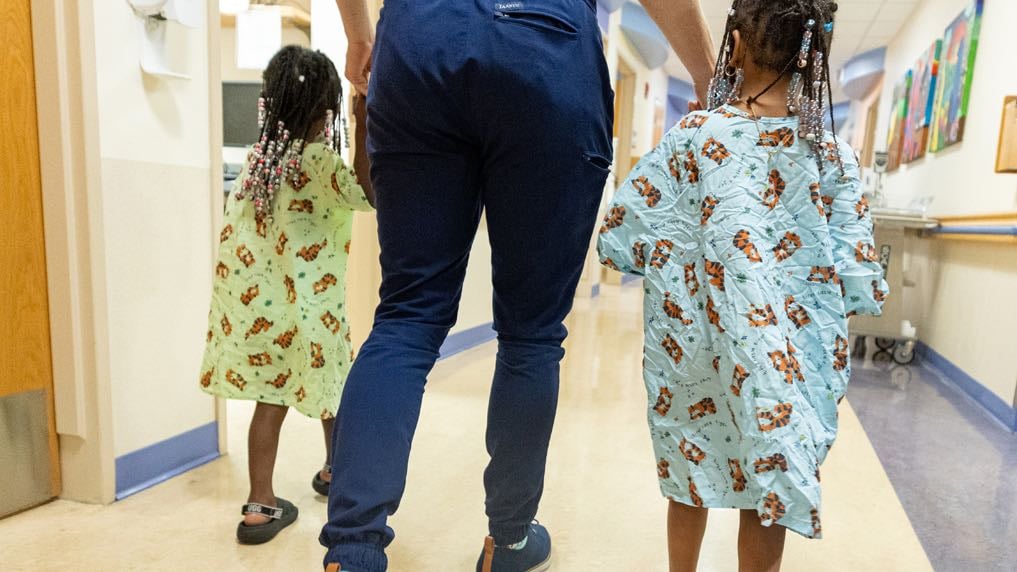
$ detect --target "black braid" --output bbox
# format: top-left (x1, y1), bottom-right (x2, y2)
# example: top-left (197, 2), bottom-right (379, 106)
top-left (719, 0), bottom-right (843, 173)
top-left (242, 46), bottom-right (343, 218)
top-left (260, 46), bottom-right (341, 146)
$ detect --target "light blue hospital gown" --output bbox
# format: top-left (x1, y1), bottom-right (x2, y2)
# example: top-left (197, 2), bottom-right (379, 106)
top-left (598, 105), bottom-right (888, 538)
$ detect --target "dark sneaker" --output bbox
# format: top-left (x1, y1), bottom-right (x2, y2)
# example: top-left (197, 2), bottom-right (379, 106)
top-left (312, 465), bottom-right (331, 496)
top-left (476, 523), bottom-right (552, 572)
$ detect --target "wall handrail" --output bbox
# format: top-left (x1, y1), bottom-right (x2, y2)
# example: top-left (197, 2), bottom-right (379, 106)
top-left (931, 212), bottom-right (1017, 243)
top-left (932, 225), bottom-right (1017, 236)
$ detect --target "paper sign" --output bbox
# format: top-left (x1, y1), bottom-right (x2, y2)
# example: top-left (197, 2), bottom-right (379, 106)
top-left (164, 0), bottom-right (202, 28)
top-left (220, 0), bottom-right (251, 15)
top-left (139, 17), bottom-right (189, 79)
top-left (236, 8), bottom-right (282, 71)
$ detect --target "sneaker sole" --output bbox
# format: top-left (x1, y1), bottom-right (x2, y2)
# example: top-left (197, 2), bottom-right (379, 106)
top-left (526, 550), bottom-right (552, 572)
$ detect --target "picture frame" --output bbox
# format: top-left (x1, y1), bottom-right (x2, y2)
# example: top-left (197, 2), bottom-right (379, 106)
top-left (902, 40), bottom-right (941, 164)
top-left (929, 0), bottom-right (984, 152)
top-left (886, 71), bottom-right (911, 172)
top-left (996, 96), bottom-right (1017, 174)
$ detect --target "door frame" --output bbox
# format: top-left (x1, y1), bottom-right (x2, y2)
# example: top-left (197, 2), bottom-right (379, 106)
top-left (29, 0), bottom-right (226, 503)
top-left (614, 59), bottom-right (637, 185)
top-left (30, 0), bottom-right (116, 504)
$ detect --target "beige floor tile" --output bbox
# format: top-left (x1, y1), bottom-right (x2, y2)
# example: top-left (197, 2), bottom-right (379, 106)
top-left (0, 285), bottom-right (931, 571)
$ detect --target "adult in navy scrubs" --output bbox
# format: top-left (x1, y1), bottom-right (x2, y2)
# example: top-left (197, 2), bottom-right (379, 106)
top-left (321, 1), bottom-right (715, 570)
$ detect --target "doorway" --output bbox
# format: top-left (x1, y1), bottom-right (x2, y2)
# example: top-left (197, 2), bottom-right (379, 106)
top-left (0, 0), bottom-right (61, 517)
top-left (614, 59), bottom-right (637, 185)
top-left (862, 96), bottom-right (882, 168)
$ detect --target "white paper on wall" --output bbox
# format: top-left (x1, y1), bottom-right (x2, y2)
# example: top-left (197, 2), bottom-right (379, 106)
top-left (164, 0), bottom-right (202, 28)
top-left (221, 0), bottom-right (251, 15)
top-left (139, 17), bottom-right (190, 79)
top-left (236, 8), bottom-right (283, 71)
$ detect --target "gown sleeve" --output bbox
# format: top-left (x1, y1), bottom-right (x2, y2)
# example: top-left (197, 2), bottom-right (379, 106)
top-left (825, 138), bottom-right (888, 317)
top-left (309, 147), bottom-right (375, 213)
top-left (597, 127), bottom-right (692, 276)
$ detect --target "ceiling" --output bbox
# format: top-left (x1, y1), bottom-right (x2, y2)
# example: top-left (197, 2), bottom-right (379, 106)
top-left (663, 0), bottom-right (921, 102)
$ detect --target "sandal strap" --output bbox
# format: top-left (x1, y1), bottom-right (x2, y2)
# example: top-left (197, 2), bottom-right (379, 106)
top-left (242, 502), bottom-right (284, 519)
top-left (322, 464), bottom-right (332, 475)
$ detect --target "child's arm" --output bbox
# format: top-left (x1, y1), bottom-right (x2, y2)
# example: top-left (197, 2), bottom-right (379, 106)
top-left (597, 135), bottom-right (687, 275)
top-left (325, 157), bottom-right (374, 213)
top-left (826, 139), bottom-right (888, 317)
top-left (351, 94), bottom-right (375, 207)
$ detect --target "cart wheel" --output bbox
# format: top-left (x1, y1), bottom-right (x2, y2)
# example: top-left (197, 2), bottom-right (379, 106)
top-left (872, 350), bottom-right (893, 365)
top-left (876, 337), bottom-right (896, 351)
top-left (893, 343), bottom-right (916, 365)
top-left (852, 336), bottom-right (867, 358)
top-left (890, 366), bottom-right (913, 390)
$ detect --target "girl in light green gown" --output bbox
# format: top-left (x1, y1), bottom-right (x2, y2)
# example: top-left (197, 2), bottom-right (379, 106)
top-left (199, 46), bottom-right (374, 544)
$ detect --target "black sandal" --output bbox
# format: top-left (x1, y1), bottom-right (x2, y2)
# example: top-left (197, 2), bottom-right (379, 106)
top-left (236, 498), bottom-right (298, 545)
top-left (312, 465), bottom-right (332, 496)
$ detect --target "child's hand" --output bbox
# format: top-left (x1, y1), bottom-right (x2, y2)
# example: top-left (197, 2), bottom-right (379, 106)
top-left (352, 94), bottom-right (375, 207)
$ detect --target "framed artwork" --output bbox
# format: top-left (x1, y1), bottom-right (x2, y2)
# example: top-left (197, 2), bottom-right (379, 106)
top-left (886, 71), bottom-right (911, 173)
top-left (902, 40), bottom-right (941, 163)
top-left (997, 96), bottom-right (1017, 173)
top-left (929, 0), bottom-right (984, 152)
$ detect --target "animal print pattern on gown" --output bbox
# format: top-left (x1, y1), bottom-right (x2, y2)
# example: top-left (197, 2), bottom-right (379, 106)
top-left (598, 105), bottom-right (887, 539)
top-left (200, 143), bottom-right (373, 419)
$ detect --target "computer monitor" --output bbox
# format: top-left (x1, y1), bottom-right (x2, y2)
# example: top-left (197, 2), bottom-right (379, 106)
top-left (222, 82), bottom-right (262, 149)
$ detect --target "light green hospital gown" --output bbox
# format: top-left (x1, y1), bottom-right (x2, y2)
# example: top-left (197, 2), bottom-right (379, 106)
top-left (598, 106), bottom-right (888, 538)
top-left (200, 143), bottom-right (373, 419)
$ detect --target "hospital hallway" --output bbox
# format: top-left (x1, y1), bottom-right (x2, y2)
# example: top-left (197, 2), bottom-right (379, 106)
top-left (2, 283), bottom-right (1012, 571)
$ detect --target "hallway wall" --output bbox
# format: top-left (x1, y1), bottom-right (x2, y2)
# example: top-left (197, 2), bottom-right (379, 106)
top-left (876, 0), bottom-right (1017, 214)
top-left (88, 4), bottom-right (218, 461)
top-left (615, 32), bottom-right (670, 163)
top-left (872, 0), bottom-right (1017, 406)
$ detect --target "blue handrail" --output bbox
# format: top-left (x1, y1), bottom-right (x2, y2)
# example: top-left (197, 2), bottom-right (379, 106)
top-left (933, 225), bottom-right (1017, 236)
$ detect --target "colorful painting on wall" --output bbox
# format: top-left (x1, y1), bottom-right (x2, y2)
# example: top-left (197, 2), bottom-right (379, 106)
top-left (929, 0), bottom-right (984, 152)
top-left (902, 40), bottom-right (941, 163)
top-left (886, 71), bottom-right (911, 173)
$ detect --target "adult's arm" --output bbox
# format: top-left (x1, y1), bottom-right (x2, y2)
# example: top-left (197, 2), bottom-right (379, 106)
top-left (335, 0), bottom-right (374, 95)
top-left (641, 0), bottom-right (716, 103)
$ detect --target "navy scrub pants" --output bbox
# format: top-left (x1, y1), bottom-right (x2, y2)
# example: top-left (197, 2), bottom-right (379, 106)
top-left (321, 0), bottom-right (613, 569)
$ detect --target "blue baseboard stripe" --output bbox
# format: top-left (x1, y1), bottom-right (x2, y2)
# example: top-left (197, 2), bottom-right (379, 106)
top-left (917, 342), bottom-right (1017, 431)
top-left (439, 322), bottom-right (497, 360)
top-left (115, 421), bottom-right (221, 500)
top-left (621, 274), bottom-right (642, 286)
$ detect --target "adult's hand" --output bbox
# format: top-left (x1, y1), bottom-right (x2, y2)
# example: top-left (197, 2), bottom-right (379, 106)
top-left (346, 41), bottom-right (373, 96)
top-left (335, 0), bottom-right (374, 95)
top-left (688, 100), bottom-right (704, 113)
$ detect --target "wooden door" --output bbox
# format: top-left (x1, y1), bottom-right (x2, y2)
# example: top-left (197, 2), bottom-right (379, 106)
top-left (0, 0), bottom-right (60, 517)
top-left (614, 60), bottom-right (637, 184)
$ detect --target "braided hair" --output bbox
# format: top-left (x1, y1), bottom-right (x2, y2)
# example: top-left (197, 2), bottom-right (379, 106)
top-left (240, 46), bottom-right (344, 218)
top-left (714, 0), bottom-right (842, 169)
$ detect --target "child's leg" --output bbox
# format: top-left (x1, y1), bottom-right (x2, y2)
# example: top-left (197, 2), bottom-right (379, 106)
top-left (320, 417), bottom-right (334, 483)
top-left (737, 509), bottom-right (786, 572)
top-left (245, 402), bottom-right (289, 525)
top-left (668, 501), bottom-right (709, 572)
